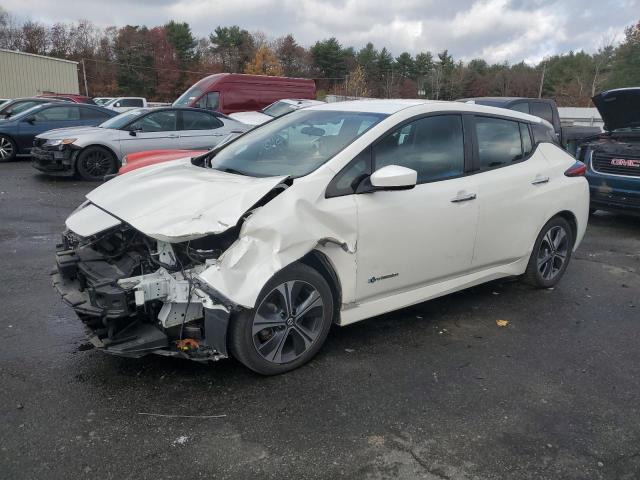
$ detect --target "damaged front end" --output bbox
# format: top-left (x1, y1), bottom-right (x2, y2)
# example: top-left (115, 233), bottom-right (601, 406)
top-left (52, 224), bottom-right (238, 361)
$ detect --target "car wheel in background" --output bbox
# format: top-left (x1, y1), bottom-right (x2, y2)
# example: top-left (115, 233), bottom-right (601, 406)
top-left (76, 146), bottom-right (117, 181)
top-left (523, 216), bottom-right (574, 288)
top-left (0, 135), bottom-right (17, 162)
top-left (229, 262), bottom-right (334, 375)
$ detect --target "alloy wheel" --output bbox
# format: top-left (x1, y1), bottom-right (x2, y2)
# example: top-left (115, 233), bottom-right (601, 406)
top-left (0, 137), bottom-right (14, 160)
top-left (537, 225), bottom-right (569, 281)
top-left (252, 280), bottom-right (325, 364)
top-left (81, 150), bottom-right (112, 178)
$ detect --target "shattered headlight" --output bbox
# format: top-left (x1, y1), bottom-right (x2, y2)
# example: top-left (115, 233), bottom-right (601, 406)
top-left (44, 138), bottom-right (77, 150)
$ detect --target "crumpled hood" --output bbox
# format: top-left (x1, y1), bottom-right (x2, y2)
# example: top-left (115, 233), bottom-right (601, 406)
top-left (85, 159), bottom-right (287, 242)
top-left (592, 88), bottom-right (640, 132)
top-left (37, 126), bottom-right (108, 139)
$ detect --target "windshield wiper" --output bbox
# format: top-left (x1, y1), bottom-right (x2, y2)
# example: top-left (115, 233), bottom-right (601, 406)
top-left (218, 167), bottom-right (249, 176)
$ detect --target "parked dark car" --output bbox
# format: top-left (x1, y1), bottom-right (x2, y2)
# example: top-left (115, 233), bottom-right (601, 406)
top-left (38, 93), bottom-right (97, 104)
top-left (576, 88), bottom-right (640, 214)
top-left (0, 103), bottom-right (117, 162)
top-left (0, 97), bottom-right (68, 119)
top-left (458, 97), bottom-right (601, 155)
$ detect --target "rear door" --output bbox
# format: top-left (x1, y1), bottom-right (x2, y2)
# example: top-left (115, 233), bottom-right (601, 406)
top-left (118, 110), bottom-right (179, 156)
top-left (353, 114), bottom-right (479, 302)
top-left (178, 110), bottom-right (227, 150)
top-left (470, 115), bottom-right (552, 269)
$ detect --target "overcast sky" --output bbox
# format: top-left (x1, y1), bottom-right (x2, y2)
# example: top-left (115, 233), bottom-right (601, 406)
top-left (4, 0), bottom-right (638, 64)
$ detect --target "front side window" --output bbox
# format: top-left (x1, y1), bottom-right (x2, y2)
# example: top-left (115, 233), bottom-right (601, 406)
top-left (99, 109), bottom-right (150, 130)
top-left (129, 111), bottom-right (177, 132)
top-left (195, 92), bottom-right (220, 111)
top-left (121, 99), bottom-right (144, 107)
top-left (181, 111), bottom-right (222, 130)
top-left (174, 85), bottom-right (204, 106)
top-left (475, 116), bottom-right (524, 170)
top-left (263, 101), bottom-right (295, 118)
top-left (81, 108), bottom-right (112, 120)
top-left (373, 115), bottom-right (465, 184)
top-left (34, 106), bottom-right (80, 121)
top-left (326, 148), bottom-right (371, 197)
top-left (209, 110), bottom-right (387, 178)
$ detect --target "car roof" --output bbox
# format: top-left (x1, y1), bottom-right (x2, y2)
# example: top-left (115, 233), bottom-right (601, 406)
top-left (459, 97), bottom-right (554, 106)
top-left (306, 99), bottom-right (544, 123)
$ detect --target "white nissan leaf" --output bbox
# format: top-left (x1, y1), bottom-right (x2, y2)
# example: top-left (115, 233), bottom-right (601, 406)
top-left (53, 100), bottom-right (590, 374)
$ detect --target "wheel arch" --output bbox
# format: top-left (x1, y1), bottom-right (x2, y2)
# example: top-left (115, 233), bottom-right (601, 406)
top-left (552, 210), bottom-right (578, 246)
top-left (72, 143), bottom-right (120, 173)
top-left (299, 250), bottom-right (343, 324)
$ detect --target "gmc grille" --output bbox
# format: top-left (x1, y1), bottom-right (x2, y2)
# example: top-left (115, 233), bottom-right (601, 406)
top-left (592, 152), bottom-right (640, 177)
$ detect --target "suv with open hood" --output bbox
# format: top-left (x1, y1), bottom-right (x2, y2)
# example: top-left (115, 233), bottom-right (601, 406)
top-left (52, 100), bottom-right (589, 375)
top-left (577, 88), bottom-right (640, 214)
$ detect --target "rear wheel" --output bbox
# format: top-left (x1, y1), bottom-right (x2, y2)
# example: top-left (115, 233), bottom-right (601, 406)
top-left (523, 216), bottom-right (574, 288)
top-left (76, 146), bottom-right (117, 181)
top-left (229, 263), bottom-right (334, 375)
top-left (0, 135), bottom-right (17, 162)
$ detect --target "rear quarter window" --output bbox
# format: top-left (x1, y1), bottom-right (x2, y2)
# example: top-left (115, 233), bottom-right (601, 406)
top-left (531, 122), bottom-right (558, 145)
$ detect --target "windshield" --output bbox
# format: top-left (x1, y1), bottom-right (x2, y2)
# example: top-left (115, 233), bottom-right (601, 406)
top-left (1, 100), bottom-right (39, 116)
top-left (262, 101), bottom-right (296, 118)
top-left (174, 85), bottom-right (204, 107)
top-left (209, 109), bottom-right (387, 178)
top-left (99, 109), bottom-right (150, 129)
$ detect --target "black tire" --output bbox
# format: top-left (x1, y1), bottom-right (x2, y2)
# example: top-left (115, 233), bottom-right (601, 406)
top-left (229, 263), bottom-right (334, 375)
top-left (0, 135), bottom-right (17, 162)
top-left (523, 216), bottom-right (574, 288)
top-left (76, 146), bottom-right (117, 181)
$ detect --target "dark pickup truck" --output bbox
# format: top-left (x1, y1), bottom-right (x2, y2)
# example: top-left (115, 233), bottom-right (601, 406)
top-left (458, 97), bottom-right (601, 155)
top-left (576, 88), bottom-right (640, 214)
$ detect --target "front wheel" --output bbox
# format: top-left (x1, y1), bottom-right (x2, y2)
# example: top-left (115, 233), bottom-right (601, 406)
top-left (523, 216), bottom-right (574, 288)
top-left (229, 263), bottom-right (334, 375)
top-left (0, 135), bottom-right (17, 162)
top-left (76, 146), bottom-right (117, 181)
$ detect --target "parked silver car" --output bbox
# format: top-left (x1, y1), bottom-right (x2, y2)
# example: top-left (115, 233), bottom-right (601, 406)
top-left (32, 107), bottom-right (249, 180)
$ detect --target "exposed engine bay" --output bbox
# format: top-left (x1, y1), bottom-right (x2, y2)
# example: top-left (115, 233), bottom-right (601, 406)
top-left (53, 223), bottom-right (240, 361)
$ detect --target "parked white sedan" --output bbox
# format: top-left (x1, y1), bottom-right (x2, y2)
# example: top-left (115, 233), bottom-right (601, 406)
top-left (53, 100), bottom-right (589, 374)
top-left (32, 107), bottom-right (249, 180)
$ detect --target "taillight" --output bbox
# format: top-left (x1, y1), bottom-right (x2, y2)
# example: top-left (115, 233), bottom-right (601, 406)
top-left (564, 161), bottom-right (586, 177)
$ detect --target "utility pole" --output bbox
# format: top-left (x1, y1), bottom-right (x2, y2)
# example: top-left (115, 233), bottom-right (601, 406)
top-left (81, 58), bottom-right (89, 96)
top-left (538, 61), bottom-right (546, 98)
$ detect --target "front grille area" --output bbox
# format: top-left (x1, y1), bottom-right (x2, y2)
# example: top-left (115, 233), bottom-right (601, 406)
top-left (592, 151), bottom-right (640, 177)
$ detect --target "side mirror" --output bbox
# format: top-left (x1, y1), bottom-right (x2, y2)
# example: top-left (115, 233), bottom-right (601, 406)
top-left (128, 127), bottom-right (142, 136)
top-left (114, 102), bottom-right (121, 107)
top-left (370, 165), bottom-right (417, 190)
top-left (25, 116), bottom-right (36, 124)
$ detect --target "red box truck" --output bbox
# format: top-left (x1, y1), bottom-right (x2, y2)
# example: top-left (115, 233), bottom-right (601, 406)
top-left (173, 73), bottom-right (316, 115)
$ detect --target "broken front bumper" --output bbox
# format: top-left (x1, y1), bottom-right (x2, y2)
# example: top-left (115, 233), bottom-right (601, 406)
top-left (52, 240), bottom-right (231, 361)
top-left (31, 147), bottom-right (76, 176)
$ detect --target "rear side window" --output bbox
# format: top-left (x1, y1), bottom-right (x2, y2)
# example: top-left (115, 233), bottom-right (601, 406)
top-left (181, 111), bottom-right (223, 130)
top-left (531, 122), bottom-right (558, 145)
top-left (510, 102), bottom-right (530, 114)
top-left (373, 115), bottom-right (465, 184)
top-left (520, 123), bottom-right (533, 156)
top-left (475, 116), bottom-right (524, 170)
top-left (81, 108), bottom-right (112, 120)
top-left (34, 106), bottom-right (80, 121)
top-left (530, 102), bottom-right (554, 124)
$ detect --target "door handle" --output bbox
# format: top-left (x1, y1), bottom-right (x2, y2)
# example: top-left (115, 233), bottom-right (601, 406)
top-left (531, 176), bottom-right (549, 185)
top-left (450, 192), bottom-right (477, 203)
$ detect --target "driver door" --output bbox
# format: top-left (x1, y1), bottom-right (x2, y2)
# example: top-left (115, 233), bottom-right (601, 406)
top-left (353, 114), bottom-right (479, 302)
top-left (119, 110), bottom-right (179, 156)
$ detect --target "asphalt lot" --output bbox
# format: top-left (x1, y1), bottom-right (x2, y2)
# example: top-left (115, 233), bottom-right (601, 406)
top-left (1, 160), bottom-right (639, 480)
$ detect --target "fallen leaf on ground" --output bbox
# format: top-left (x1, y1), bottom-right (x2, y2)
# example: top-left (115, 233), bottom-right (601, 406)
top-left (496, 319), bottom-right (509, 327)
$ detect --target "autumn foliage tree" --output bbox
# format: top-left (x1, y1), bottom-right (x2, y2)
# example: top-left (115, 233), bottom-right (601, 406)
top-left (244, 45), bottom-right (283, 76)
